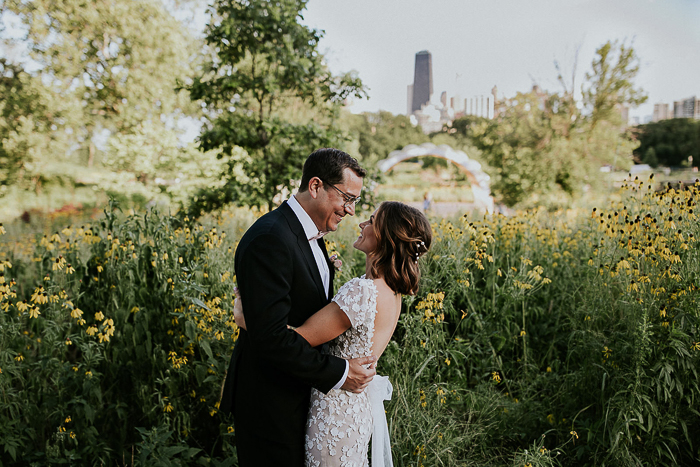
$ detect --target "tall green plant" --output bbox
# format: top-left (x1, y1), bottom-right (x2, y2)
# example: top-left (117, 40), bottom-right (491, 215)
top-left (0, 203), bottom-right (258, 463)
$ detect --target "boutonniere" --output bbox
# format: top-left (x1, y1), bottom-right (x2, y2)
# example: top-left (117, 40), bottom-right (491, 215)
top-left (329, 253), bottom-right (342, 272)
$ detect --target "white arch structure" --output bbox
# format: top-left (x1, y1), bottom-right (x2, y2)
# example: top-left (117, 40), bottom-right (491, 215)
top-left (377, 142), bottom-right (494, 213)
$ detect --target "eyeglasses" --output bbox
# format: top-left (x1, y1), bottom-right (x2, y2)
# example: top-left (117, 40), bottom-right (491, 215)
top-left (320, 179), bottom-right (361, 208)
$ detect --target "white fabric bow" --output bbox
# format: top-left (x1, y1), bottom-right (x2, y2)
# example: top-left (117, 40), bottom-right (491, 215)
top-left (368, 375), bottom-right (393, 467)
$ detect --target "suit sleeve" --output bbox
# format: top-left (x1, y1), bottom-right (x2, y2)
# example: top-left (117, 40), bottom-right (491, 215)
top-left (237, 233), bottom-right (346, 393)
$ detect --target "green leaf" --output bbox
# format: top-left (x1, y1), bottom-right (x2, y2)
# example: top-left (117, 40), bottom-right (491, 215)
top-left (200, 339), bottom-right (213, 361)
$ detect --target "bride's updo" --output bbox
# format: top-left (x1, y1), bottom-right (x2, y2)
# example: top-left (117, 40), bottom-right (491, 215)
top-left (369, 201), bottom-right (432, 295)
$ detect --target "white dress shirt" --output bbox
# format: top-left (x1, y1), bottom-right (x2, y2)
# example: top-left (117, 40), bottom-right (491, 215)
top-left (287, 195), bottom-right (330, 297)
top-left (287, 196), bottom-right (349, 389)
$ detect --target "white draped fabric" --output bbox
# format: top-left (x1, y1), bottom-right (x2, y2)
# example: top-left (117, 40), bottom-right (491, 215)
top-left (368, 375), bottom-right (393, 467)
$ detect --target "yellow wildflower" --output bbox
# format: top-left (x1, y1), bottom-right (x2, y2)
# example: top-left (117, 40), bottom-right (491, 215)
top-left (31, 287), bottom-right (48, 304)
top-left (602, 346), bottom-right (612, 359)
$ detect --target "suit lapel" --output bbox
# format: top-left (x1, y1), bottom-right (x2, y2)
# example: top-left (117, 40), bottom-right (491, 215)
top-left (280, 203), bottom-right (327, 301)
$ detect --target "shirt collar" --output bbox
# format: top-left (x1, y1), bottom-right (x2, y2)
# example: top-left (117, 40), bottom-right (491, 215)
top-left (287, 195), bottom-right (324, 241)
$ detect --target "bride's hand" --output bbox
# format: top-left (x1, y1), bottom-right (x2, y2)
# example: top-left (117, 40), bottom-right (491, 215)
top-left (233, 286), bottom-right (247, 330)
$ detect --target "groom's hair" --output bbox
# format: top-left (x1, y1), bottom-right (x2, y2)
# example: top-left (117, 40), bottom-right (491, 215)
top-left (299, 148), bottom-right (366, 192)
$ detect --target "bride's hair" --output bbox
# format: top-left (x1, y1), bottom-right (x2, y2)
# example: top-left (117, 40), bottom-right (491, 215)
top-left (369, 201), bottom-right (432, 295)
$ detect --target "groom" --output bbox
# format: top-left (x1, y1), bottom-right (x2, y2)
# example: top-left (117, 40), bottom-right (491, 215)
top-left (219, 148), bottom-right (377, 466)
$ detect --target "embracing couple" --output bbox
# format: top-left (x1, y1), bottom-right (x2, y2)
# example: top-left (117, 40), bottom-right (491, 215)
top-left (219, 148), bottom-right (432, 466)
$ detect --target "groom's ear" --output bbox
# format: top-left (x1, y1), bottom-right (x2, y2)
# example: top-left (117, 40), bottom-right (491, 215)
top-left (308, 177), bottom-right (323, 199)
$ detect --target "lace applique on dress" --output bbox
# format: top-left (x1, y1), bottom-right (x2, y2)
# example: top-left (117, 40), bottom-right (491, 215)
top-left (305, 276), bottom-right (378, 467)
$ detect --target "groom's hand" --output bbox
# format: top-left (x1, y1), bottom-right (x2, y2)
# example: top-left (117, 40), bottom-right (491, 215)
top-left (341, 355), bottom-right (378, 393)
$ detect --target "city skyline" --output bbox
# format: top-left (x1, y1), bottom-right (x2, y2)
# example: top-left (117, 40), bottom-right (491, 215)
top-left (302, 0), bottom-right (700, 121)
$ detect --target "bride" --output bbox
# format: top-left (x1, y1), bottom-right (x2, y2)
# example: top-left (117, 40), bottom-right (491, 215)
top-left (234, 201), bottom-right (432, 466)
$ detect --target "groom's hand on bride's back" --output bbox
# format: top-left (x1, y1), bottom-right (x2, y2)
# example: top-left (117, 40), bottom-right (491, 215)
top-left (341, 355), bottom-right (378, 393)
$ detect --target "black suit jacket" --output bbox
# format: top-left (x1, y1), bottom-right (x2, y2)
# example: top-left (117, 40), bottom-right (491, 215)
top-left (220, 202), bottom-right (346, 466)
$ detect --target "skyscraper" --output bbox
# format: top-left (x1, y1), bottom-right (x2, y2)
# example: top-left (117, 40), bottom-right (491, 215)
top-left (411, 50), bottom-right (433, 114)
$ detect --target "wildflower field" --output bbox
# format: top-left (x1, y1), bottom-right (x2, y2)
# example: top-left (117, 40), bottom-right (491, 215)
top-left (1, 176), bottom-right (699, 466)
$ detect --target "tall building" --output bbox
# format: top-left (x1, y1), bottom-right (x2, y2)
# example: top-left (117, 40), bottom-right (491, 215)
top-left (653, 103), bottom-right (670, 122)
top-left (673, 96), bottom-right (700, 119)
top-left (410, 50), bottom-right (433, 114)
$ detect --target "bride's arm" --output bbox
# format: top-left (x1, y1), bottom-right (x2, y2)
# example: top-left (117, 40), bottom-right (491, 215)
top-left (293, 302), bottom-right (351, 347)
top-left (233, 288), bottom-right (350, 347)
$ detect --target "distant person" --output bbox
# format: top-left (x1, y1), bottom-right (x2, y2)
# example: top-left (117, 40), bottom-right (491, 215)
top-left (219, 148), bottom-right (377, 466)
top-left (423, 191), bottom-right (433, 213)
top-left (234, 201), bottom-right (433, 466)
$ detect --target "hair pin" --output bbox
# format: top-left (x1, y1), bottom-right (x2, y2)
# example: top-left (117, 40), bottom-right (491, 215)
top-left (415, 240), bottom-right (426, 263)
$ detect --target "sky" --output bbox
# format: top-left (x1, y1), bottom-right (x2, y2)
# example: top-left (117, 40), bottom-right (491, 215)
top-left (300, 0), bottom-right (700, 121)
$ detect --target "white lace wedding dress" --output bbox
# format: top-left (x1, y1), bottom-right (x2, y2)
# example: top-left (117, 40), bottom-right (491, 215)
top-left (305, 276), bottom-right (392, 467)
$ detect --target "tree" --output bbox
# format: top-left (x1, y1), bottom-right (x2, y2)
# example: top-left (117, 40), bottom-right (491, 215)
top-left (186, 0), bottom-right (366, 213)
top-left (3, 0), bottom-right (201, 201)
top-left (0, 58), bottom-right (80, 196)
top-left (642, 146), bottom-right (658, 167)
top-left (634, 118), bottom-right (700, 167)
top-left (0, 60), bottom-right (50, 191)
top-left (343, 111), bottom-right (428, 163)
top-left (447, 41), bottom-right (647, 207)
top-left (104, 121), bottom-right (228, 206)
top-left (466, 90), bottom-right (592, 206)
top-left (583, 40), bottom-right (647, 133)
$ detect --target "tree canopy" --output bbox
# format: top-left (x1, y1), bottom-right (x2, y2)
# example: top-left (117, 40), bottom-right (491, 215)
top-left (446, 40), bottom-right (645, 207)
top-left (1, 0), bottom-right (210, 210)
top-left (186, 0), bottom-right (366, 214)
top-left (583, 40), bottom-right (647, 133)
top-left (343, 111), bottom-right (429, 163)
top-left (634, 118), bottom-right (700, 168)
